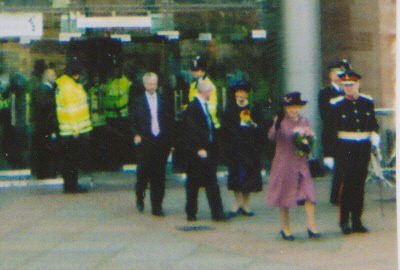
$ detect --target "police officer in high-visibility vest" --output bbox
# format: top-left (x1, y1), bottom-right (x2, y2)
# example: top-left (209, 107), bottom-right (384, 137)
top-left (8, 73), bottom-right (29, 169)
top-left (103, 73), bottom-right (132, 120)
top-left (325, 69), bottom-right (379, 234)
top-left (56, 62), bottom-right (92, 193)
top-left (188, 56), bottom-right (220, 129)
top-left (0, 80), bottom-right (11, 164)
top-left (103, 69), bottom-right (132, 167)
top-left (87, 77), bottom-right (109, 170)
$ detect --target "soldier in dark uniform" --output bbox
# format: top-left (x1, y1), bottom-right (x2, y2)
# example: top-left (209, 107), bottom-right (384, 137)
top-left (325, 69), bottom-right (379, 234)
top-left (319, 61), bottom-right (345, 205)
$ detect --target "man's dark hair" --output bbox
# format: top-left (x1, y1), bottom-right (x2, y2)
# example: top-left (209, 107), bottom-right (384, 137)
top-left (32, 59), bottom-right (47, 78)
top-left (65, 61), bottom-right (83, 76)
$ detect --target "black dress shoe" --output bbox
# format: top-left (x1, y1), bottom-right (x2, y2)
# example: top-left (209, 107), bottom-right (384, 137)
top-left (136, 201), bottom-right (144, 213)
top-left (227, 209), bottom-right (240, 218)
top-left (280, 230), bottom-right (295, 241)
top-left (240, 208), bottom-right (255, 217)
top-left (307, 229), bottom-right (321, 239)
top-left (187, 216), bottom-right (197, 222)
top-left (340, 225), bottom-right (352, 235)
top-left (212, 214), bottom-right (229, 222)
top-left (152, 210), bottom-right (165, 217)
top-left (63, 185), bottom-right (89, 194)
top-left (352, 225), bottom-right (369, 233)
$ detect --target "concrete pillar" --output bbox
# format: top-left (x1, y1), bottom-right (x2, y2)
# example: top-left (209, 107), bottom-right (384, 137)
top-left (282, 0), bottom-right (322, 155)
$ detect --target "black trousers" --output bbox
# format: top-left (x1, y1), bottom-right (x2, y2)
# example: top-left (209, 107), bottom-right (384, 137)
top-left (107, 118), bottom-right (134, 168)
top-left (185, 148), bottom-right (224, 219)
top-left (330, 162), bottom-right (340, 205)
top-left (7, 126), bottom-right (29, 169)
top-left (31, 131), bottom-right (58, 179)
top-left (335, 140), bottom-right (371, 226)
top-left (136, 136), bottom-right (169, 212)
top-left (60, 134), bottom-right (91, 191)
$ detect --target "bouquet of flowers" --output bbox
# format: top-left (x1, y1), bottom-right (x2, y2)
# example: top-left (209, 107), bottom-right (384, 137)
top-left (293, 127), bottom-right (315, 157)
top-left (240, 109), bottom-right (257, 127)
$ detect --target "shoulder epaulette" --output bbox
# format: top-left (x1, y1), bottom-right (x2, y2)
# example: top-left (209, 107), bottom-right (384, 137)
top-left (360, 93), bottom-right (374, 101)
top-left (330, 96), bottom-right (345, 105)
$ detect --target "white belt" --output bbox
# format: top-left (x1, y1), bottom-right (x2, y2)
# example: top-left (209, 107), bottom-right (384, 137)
top-left (338, 131), bottom-right (371, 141)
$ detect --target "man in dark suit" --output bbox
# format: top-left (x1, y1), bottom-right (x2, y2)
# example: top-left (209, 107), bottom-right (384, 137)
top-left (31, 67), bottom-right (59, 179)
top-left (319, 61), bottom-right (346, 205)
top-left (130, 72), bottom-right (173, 217)
top-left (182, 79), bottom-right (226, 222)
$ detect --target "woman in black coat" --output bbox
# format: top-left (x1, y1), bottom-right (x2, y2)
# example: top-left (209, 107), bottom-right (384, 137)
top-left (222, 82), bottom-right (263, 217)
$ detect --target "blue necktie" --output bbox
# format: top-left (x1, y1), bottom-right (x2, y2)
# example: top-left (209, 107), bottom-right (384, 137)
top-left (204, 102), bottom-right (213, 142)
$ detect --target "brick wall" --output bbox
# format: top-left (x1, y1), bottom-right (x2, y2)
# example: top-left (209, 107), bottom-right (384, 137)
top-left (321, 0), bottom-right (395, 110)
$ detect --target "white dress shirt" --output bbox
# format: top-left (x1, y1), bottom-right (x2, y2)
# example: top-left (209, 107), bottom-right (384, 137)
top-left (145, 91), bottom-right (160, 136)
top-left (331, 82), bottom-right (342, 93)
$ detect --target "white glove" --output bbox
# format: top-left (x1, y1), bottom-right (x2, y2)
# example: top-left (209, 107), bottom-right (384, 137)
top-left (323, 157), bottom-right (335, 170)
top-left (370, 132), bottom-right (381, 147)
top-left (198, 149), bottom-right (208, 159)
top-left (134, 135), bottom-right (142, 145)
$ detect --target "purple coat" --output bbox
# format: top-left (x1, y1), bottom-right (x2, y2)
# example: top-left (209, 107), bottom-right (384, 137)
top-left (266, 115), bottom-right (316, 208)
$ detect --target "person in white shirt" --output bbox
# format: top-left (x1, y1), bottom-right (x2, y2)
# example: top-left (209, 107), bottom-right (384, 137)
top-left (130, 72), bottom-right (173, 217)
top-left (182, 79), bottom-right (226, 222)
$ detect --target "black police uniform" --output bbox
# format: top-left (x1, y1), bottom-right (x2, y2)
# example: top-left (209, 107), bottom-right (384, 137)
top-left (326, 93), bottom-right (379, 231)
top-left (318, 84), bottom-right (344, 204)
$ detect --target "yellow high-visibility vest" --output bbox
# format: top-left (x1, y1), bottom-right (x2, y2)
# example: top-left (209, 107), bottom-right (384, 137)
top-left (0, 95), bottom-right (9, 110)
top-left (88, 84), bottom-right (107, 128)
top-left (103, 75), bottom-right (132, 119)
top-left (188, 76), bottom-right (220, 129)
top-left (56, 75), bottom-right (92, 136)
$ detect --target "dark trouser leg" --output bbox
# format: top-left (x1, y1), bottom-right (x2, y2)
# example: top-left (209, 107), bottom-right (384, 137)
top-left (350, 143), bottom-right (371, 227)
top-left (34, 133), bottom-right (58, 179)
top-left (185, 178), bottom-right (200, 218)
top-left (205, 181), bottom-right (224, 219)
top-left (150, 153), bottom-right (167, 212)
top-left (61, 138), bottom-right (79, 191)
top-left (136, 163), bottom-right (148, 203)
top-left (150, 177), bottom-right (165, 212)
top-left (336, 143), bottom-right (352, 226)
top-left (330, 163), bottom-right (340, 205)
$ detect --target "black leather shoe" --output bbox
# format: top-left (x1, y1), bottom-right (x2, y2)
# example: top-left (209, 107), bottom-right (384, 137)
top-left (152, 210), bottom-right (165, 217)
top-left (227, 209), bottom-right (240, 218)
top-left (212, 214), bottom-right (229, 222)
top-left (240, 208), bottom-right (255, 217)
top-left (64, 185), bottom-right (89, 194)
top-left (136, 200), bottom-right (144, 213)
top-left (280, 230), bottom-right (295, 241)
top-left (187, 215), bottom-right (197, 222)
top-left (340, 225), bottom-right (352, 235)
top-left (352, 225), bottom-right (369, 233)
top-left (307, 229), bottom-right (321, 239)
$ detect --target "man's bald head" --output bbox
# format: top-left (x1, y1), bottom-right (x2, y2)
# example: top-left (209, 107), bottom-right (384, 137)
top-left (197, 79), bottom-right (215, 101)
top-left (197, 79), bottom-right (214, 93)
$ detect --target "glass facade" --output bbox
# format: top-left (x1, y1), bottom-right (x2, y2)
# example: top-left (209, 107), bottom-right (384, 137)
top-left (0, 0), bottom-right (282, 172)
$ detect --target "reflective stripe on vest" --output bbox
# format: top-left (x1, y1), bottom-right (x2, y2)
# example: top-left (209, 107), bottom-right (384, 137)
top-left (56, 75), bottom-right (92, 136)
top-left (103, 75), bottom-right (132, 119)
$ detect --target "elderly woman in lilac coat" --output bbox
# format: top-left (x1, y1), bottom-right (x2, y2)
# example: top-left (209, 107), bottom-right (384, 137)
top-left (267, 92), bottom-right (320, 241)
